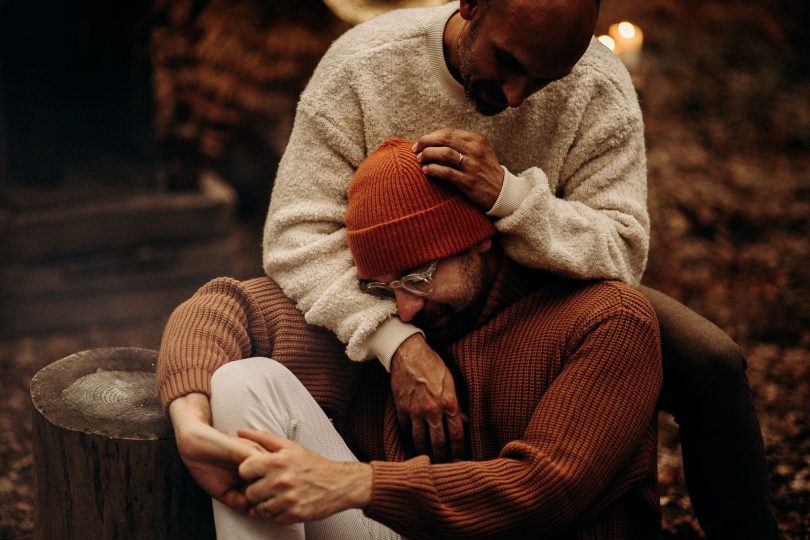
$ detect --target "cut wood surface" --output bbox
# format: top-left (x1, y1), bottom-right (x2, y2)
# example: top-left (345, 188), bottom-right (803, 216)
top-left (30, 347), bottom-right (214, 539)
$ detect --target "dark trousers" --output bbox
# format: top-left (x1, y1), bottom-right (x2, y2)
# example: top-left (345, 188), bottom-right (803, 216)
top-left (639, 286), bottom-right (779, 539)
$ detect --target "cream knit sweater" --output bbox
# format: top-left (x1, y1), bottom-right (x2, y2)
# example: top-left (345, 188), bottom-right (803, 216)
top-left (263, 2), bottom-right (648, 365)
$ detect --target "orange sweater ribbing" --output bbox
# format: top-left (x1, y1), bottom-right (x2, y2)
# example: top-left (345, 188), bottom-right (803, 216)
top-left (158, 261), bottom-right (662, 539)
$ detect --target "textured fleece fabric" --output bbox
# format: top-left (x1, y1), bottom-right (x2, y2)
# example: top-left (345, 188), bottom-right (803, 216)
top-left (262, 2), bottom-right (648, 364)
top-left (157, 260), bottom-right (661, 539)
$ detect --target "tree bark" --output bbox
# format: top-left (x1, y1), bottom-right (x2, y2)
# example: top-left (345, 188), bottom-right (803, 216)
top-left (30, 347), bottom-right (215, 539)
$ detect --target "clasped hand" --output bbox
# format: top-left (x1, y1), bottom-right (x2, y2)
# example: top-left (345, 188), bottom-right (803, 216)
top-left (236, 429), bottom-right (372, 523)
top-left (171, 394), bottom-right (371, 523)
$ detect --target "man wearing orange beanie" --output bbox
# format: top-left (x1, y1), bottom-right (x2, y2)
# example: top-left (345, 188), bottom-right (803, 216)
top-left (159, 138), bottom-right (662, 538)
top-left (257, 2), bottom-right (777, 537)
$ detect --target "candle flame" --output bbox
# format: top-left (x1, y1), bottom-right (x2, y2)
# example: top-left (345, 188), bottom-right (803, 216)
top-left (597, 35), bottom-right (616, 52)
top-left (618, 22), bottom-right (636, 39)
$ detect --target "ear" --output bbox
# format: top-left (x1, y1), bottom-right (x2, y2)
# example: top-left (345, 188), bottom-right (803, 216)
top-left (458, 0), bottom-right (482, 21)
top-left (470, 238), bottom-right (492, 254)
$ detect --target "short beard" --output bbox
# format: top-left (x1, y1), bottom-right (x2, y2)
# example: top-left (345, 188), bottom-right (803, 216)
top-left (457, 14), bottom-right (507, 116)
top-left (415, 254), bottom-right (491, 343)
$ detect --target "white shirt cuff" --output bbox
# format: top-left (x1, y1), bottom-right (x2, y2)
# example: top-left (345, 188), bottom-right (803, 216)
top-left (487, 166), bottom-right (533, 218)
top-left (366, 317), bottom-right (424, 372)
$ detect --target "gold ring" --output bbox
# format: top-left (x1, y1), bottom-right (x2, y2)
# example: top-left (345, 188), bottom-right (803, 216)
top-left (457, 154), bottom-right (465, 168)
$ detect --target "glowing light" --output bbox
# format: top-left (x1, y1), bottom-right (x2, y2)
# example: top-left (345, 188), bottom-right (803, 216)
top-left (618, 22), bottom-right (636, 39)
top-left (597, 35), bottom-right (616, 52)
top-left (607, 22), bottom-right (644, 71)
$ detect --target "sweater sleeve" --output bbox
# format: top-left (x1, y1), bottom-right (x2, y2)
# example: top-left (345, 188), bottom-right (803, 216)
top-left (494, 46), bottom-right (649, 287)
top-left (262, 63), bottom-right (405, 362)
top-left (496, 115), bottom-right (649, 286)
top-left (156, 277), bottom-right (273, 411)
top-left (364, 296), bottom-right (662, 537)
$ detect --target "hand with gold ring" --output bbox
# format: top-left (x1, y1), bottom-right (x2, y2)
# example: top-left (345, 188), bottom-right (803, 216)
top-left (237, 429), bottom-right (373, 524)
top-left (413, 127), bottom-right (505, 210)
top-left (255, 497), bottom-right (281, 517)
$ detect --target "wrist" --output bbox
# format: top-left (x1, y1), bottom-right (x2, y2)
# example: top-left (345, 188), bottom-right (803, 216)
top-left (343, 462), bottom-right (373, 509)
top-left (368, 318), bottom-right (424, 371)
top-left (391, 333), bottom-right (426, 373)
top-left (487, 166), bottom-right (532, 218)
top-left (168, 392), bottom-right (212, 431)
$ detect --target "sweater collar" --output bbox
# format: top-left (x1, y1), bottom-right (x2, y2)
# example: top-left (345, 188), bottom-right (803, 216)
top-left (471, 255), bottom-right (537, 330)
top-left (425, 2), bottom-right (468, 104)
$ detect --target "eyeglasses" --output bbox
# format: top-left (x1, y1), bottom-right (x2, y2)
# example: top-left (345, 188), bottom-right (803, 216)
top-left (358, 260), bottom-right (439, 299)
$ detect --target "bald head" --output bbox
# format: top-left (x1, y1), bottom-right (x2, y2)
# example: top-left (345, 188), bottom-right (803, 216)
top-left (496, 0), bottom-right (597, 67)
top-left (453, 0), bottom-right (598, 114)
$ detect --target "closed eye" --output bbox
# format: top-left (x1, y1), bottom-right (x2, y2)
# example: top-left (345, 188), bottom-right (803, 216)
top-left (493, 46), bottom-right (526, 75)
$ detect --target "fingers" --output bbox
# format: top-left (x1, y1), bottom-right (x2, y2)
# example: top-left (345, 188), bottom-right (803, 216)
top-left (445, 411), bottom-right (466, 461)
top-left (407, 402), bottom-right (461, 462)
top-left (239, 450), bottom-right (284, 483)
top-left (249, 497), bottom-right (300, 526)
top-left (416, 145), bottom-right (465, 170)
top-left (420, 161), bottom-right (470, 189)
top-left (237, 428), bottom-right (288, 453)
top-left (427, 420), bottom-right (448, 462)
top-left (412, 127), bottom-right (475, 154)
top-left (411, 418), bottom-right (428, 455)
top-left (218, 488), bottom-right (252, 514)
top-left (249, 497), bottom-right (279, 519)
top-left (221, 434), bottom-right (265, 466)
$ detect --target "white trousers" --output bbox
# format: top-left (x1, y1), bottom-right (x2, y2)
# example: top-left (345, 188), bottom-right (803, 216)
top-left (210, 357), bottom-right (401, 540)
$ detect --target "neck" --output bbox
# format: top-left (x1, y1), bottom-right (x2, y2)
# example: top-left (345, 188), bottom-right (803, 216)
top-left (442, 11), bottom-right (464, 83)
top-left (480, 249), bottom-right (500, 298)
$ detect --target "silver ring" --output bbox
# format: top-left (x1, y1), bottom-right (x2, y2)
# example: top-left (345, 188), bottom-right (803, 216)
top-left (457, 153), bottom-right (465, 169)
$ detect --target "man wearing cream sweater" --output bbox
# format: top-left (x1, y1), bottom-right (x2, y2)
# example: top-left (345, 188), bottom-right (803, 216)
top-left (160, 138), bottom-right (662, 538)
top-left (170, 0), bottom-right (777, 537)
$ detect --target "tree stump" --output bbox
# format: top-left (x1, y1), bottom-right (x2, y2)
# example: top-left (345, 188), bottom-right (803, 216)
top-left (30, 347), bottom-right (215, 539)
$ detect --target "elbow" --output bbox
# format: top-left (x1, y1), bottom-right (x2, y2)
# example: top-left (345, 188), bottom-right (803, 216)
top-left (608, 218), bottom-right (648, 285)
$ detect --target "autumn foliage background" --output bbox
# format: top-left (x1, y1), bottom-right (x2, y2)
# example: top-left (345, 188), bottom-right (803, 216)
top-left (0, 0), bottom-right (808, 538)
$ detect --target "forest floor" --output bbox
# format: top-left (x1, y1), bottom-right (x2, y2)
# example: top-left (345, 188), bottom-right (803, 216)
top-left (1, 0), bottom-right (808, 538)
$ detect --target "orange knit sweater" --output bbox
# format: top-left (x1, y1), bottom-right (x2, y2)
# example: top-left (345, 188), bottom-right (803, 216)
top-left (158, 261), bottom-right (662, 539)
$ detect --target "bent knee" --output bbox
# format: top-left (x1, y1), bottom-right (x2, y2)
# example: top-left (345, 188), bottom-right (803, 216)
top-left (665, 335), bottom-right (751, 412)
top-left (211, 357), bottom-right (299, 406)
top-left (698, 336), bottom-right (748, 383)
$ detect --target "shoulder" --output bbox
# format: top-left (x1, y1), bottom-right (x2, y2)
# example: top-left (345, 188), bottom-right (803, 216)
top-left (330, 5), bottom-right (439, 55)
top-left (515, 276), bottom-right (658, 336)
top-left (306, 5), bottom-right (441, 86)
top-left (535, 280), bottom-right (660, 362)
top-left (533, 38), bottom-right (643, 131)
top-left (571, 39), bottom-right (641, 109)
top-left (577, 280), bottom-right (657, 328)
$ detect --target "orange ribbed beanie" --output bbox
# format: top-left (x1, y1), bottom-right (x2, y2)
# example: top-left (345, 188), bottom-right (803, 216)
top-left (346, 137), bottom-right (496, 279)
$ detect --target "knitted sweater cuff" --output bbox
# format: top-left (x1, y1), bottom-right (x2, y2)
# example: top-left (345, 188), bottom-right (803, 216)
top-left (365, 458), bottom-right (432, 522)
top-left (487, 166), bottom-right (533, 218)
top-left (366, 317), bottom-right (424, 371)
top-left (158, 366), bottom-right (214, 412)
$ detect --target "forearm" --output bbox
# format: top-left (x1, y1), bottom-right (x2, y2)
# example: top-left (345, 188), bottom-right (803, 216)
top-left (262, 105), bottom-right (398, 361)
top-left (169, 392), bottom-right (212, 426)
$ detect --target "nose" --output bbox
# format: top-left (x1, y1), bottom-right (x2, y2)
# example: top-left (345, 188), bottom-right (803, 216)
top-left (502, 77), bottom-right (548, 108)
top-left (394, 289), bottom-right (425, 322)
top-left (501, 77), bottom-right (529, 108)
